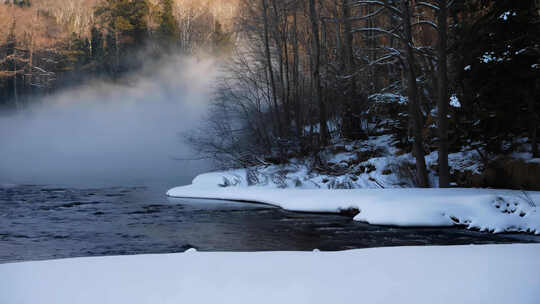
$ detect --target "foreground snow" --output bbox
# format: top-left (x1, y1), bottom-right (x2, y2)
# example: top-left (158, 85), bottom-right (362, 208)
top-left (1, 244), bottom-right (539, 304)
top-left (168, 175), bottom-right (540, 234)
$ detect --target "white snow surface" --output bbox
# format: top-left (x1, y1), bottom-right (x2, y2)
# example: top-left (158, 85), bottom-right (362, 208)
top-left (167, 131), bottom-right (540, 234)
top-left (168, 180), bottom-right (540, 234)
top-left (2, 244), bottom-right (540, 304)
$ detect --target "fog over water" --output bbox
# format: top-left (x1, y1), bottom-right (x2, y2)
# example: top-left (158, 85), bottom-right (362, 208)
top-left (0, 56), bottom-right (217, 190)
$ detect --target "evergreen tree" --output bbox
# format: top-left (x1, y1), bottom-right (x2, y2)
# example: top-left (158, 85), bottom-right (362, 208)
top-left (65, 33), bottom-right (91, 70)
top-left (158, 0), bottom-right (179, 49)
top-left (95, 0), bottom-right (150, 72)
top-left (1, 20), bottom-right (20, 107)
top-left (90, 26), bottom-right (104, 60)
top-left (454, 0), bottom-right (540, 156)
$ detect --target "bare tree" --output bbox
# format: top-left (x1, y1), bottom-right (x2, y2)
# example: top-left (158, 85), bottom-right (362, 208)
top-left (340, 0), bottom-right (362, 139)
top-left (261, 0), bottom-right (282, 138)
top-left (401, 0), bottom-right (429, 187)
top-left (349, 0), bottom-right (430, 186)
top-left (436, 0), bottom-right (450, 187)
top-left (309, 0), bottom-right (329, 146)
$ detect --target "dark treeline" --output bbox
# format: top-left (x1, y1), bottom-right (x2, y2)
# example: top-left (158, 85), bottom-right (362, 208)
top-left (188, 0), bottom-right (540, 188)
top-left (0, 0), bottom-right (235, 109)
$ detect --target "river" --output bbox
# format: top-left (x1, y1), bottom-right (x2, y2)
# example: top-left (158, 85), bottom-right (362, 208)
top-left (1, 183), bottom-right (537, 264)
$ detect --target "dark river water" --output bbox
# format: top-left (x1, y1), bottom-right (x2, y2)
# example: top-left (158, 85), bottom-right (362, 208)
top-left (1, 184), bottom-right (538, 264)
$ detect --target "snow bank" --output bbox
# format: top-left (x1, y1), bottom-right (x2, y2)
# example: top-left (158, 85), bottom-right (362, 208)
top-left (192, 169), bottom-right (248, 187)
top-left (1, 244), bottom-right (539, 304)
top-left (169, 133), bottom-right (540, 233)
top-left (168, 183), bottom-right (540, 234)
top-left (192, 135), bottom-right (486, 191)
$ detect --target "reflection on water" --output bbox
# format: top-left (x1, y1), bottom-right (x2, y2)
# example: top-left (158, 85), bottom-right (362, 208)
top-left (0, 184), bottom-right (537, 263)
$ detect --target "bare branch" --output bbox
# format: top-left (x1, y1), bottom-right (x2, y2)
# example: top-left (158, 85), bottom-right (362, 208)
top-left (349, 7), bottom-right (385, 21)
top-left (32, 66), bottom-right (55, 75)
top-left (415, 1), bottom-right (440, 11)
top-left (349, 1), bottom-right (403, 17)
top-left (351, 27), bottom-right (405, 42)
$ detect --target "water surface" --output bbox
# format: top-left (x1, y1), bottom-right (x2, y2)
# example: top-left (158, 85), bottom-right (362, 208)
top-left (1, 184), bottom-right (537, 263)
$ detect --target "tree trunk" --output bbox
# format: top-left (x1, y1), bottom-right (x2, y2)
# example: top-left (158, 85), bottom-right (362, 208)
top-left (292, 6), bottom-right (302, 141)
top-left (529, 85), bottom-right (539, 158)
top-left (270, 0), bottom-right (288, 159)
top-left (437, 0), bottom-right (450, 187)
top-left (261, 0), bottom-right (282, 138)
top-left (283, 23), bottom-right (291, 136)
top-left (13, 49), bottom-right (19, 109)
top-left (308, 0), bottom-right (329, 146)
top-left (29, 27), bottom-right (35, 97)
top-left (401, 0), bottom-right (429, 187)
top-left (341, 0), bottom-right (359, 139)
top-left (115, 30), bottom-right (120, 73)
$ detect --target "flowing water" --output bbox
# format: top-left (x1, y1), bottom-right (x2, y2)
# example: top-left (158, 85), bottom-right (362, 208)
top-left (1, 184), bottom-right (538, 264)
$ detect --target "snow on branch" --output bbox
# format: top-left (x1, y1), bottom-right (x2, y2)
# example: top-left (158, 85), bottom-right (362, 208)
top-left (32, 66), bottom-right (55, 76)
top-left (364, 50), bottom-right (402, 67)
top-left (349, 7), bottom-right (385, 21)
top-left (349, 1), bottom-right (403, 17)
top-left (415, 1), bottom-right (439, 11)
top-left (357, 46), bottom-right (403, 55)
top-left (411, 20), bottom-right (438, 30)
top-left (351, 27), bottom-right (405, 42)
top-left (413, 46), bottom-right (437, 59)
top-left (384, 47), bottom-right (403, 56)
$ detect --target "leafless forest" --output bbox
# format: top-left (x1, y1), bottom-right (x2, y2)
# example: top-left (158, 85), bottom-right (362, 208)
top-left (1, 0), bottom-right (539, 189)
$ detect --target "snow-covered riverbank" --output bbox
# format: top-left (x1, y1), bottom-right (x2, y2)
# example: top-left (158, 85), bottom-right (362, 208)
top-left (1, 244), bottom-right (539, 304)
top-left (167, 172), bottom-right (540, 234)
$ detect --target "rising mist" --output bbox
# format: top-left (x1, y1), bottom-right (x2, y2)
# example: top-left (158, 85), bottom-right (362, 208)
top-left (0, 55), bottom-right (218, 189)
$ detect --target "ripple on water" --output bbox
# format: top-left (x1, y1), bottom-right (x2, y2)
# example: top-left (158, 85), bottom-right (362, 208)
top-left (1, 184), bottom-right (539, 264)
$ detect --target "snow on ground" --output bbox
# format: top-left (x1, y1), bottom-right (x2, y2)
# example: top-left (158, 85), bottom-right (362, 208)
top-left (168, 182), bottom-right (540, 234)
top-left (167, 131), bottom-right (540, 234)
top-left (511, 152), bottom-right (540, 164)
top-left (1, 244), bottom-right (539, 304)
top-left (199, 134), bottom-right (485, 191)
